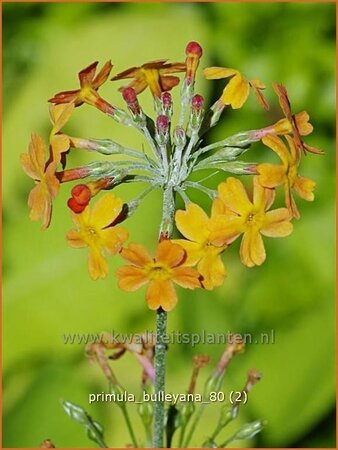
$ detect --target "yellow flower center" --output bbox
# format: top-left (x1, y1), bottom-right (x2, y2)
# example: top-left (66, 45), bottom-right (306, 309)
top-left (244, 209), bottom-right (265, 230)
top-left (145, 262), bottom-right (173, 281)
top-left (82, 225), bottom-right (100, 245)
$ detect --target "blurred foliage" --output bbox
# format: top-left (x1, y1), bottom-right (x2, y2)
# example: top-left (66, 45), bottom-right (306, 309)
top-left (3, 2), bottom-right (335, 448)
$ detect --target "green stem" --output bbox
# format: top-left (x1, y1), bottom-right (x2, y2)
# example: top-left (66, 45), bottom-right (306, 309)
top-left (183, 403), bottom-right (207, 448)
top-left (153, 185), bottom-right (175, 447)
top-left (153, 308), bottom-right (168, 447)
top-left (183, 181), bottom-right (217, 199)
top-left (120, 405), bottom-right (139, 447)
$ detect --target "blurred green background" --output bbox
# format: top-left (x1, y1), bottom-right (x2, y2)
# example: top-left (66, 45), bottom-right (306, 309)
top-left (3, 2), bottom-right (336, 448)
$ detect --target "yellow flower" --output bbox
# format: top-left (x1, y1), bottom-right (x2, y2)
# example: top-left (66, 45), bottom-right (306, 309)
top-left (20, 133), bottom-right (60, 229)
top-left (203, 66), bottom-right (269, 110)
top-left (258, 134), bottom-right (316, 219)
top-left (174, 203), bottom-right (228, 290)
top-left (111, 60), bottom-right (186, 98)
top-left (67, 193), bottom-right (128, 280)
top-left (49, 103), bottom-right (74, 165)
top-left (211, 177), bottom-right (293, 268)
top-left (116, 240), bottom-right (201, 311)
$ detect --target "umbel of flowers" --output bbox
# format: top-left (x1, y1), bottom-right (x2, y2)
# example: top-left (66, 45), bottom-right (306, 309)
top-left (22, 41), bottom-right (322, 448)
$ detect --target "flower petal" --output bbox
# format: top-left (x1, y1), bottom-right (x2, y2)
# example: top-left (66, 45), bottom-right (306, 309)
top-left (28, 183), bottom-right (51, 229)
top-left (67, 229), bottom-right (87, 248)
top-left (49, 103), bottom-right (75, 133)
top-left (160, 75), bottom-right (180, 91)
top-left (51, 134), bottom-right (70, 163)
top-left (294, 176), bottom-right (316, 201)
top-left (203, 66), bottom-right (238, 79)
top-left (172, 266), bottom-right (201, 289)
top-left (257, 163), bottom-right (286, 189)
top-left (155, 240), bottom-right (185, 268)
top-left (119, 243), bottom-right (152, 267)
top-left (146, 280), bottom-right (178, 311)
top-left (250, 79), bottom-right (269, 110)
top-left (262, 134), bottom-right (291, 166)
top-left (217, 177), bottom-right (252, 215)
top-left (295, 111), bottom-right (313, 136)
top-left (221, 73), bottom-right (250, 109)
top-left (208, 215), bottom-right (243, 246)
top-left (116, 265), bottom-right (148, 291)
top-left (101, 226), bottom-right (129, 254)
top-left (79, 61), bottom-right (98, 87)
top-left (88, 248), bottom-right (109, 280)
top-left (171, 240), bottom-right (204, 266)
top-left (175, 203), bottom-right (209, 243)
top-left (253, 176), bottom-right (275, 210)
top-left (240, 230), bottom-right (266, 267)
top-left (90, 193), bottom-right (123, 229)
top-left (261, 209), bottom-right (293, 237)
top-left (93, 60), bottom-right (113, 89)
top-left (197, 247), bottom-right (226, 290)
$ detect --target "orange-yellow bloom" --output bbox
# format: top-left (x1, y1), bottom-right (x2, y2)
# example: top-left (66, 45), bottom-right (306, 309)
top-left (211, 177), bottom-right (293, 268)
top-left (111, 60), bottom-right (186, 98)
top-left (49, 61), bottom-right (114, 114)
top-left (174, 203), bottom-right (228, 290)
top-left (49, 103), bottom-right (74, 165)
top-left (67, 193), bottom-right (128, 280)
top-left (116, 240), bottom-right (201, 311)
top-left (20, 133), bottom-right (60, 229)
top-left (203, 66), bottom-right (269, 110)
top-left (273, 83), bottom-right (323, 156)
top-left (258, 134), bottom-right (316, 219)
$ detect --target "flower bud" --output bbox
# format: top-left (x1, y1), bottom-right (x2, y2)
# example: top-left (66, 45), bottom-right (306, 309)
top-left (233, 419), bottom-right (266, 440)
top-left (185, 41), bottom-right (203, 85)
top-left (161, 92), bottom-right (173, 118)
top-left (71, 184), bottom-right (91, 205)
top-left (156, 114), bottom-right (169, 133)
top-left (137, 399), bottom-right (153, 427)
top-left (156, 114), bottom-right (170, 145)
top-left (173, 126), bottom-right (186, 147)
top-left (189, 94), bottom-right (204, 131)
top-left (122, 87), bottom-right (141, 116)
top-left (191, 94), bottom-right (204, 113)
top-left (177, 401), bottom-right (195, 427)
top-left (67, 184), bottom-right (92, 214)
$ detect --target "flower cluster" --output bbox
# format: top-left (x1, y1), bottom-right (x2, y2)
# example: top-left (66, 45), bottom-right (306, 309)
top-left (21, 41), bottom-right (323, 311)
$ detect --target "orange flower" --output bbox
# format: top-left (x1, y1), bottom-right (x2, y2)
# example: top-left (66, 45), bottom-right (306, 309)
top-left (273, 83), bottom-right (323, 156)
top-left (116, 240), bottom-right (201, 311)
top-left (20, 133), bottom-right (59, 229)
top-left (174, 203), bottom-right (228, 290)
top-left (258, 134), bottom-right (316, 219)
top-left (211, 177), bottom-right (293, 267)
top-left (49, 103), bottom-right (74, 165)
top-left (111, 60), bottom-right (186, 98)
top-left (49, 61), bottom-right (114, 114)
top-left (203, 66), bottom-right (269, 110)
top-left (67, 193), bottom-right (128, 280)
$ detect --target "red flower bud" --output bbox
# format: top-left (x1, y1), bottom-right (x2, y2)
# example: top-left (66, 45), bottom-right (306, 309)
top-left (122, 87), bottom-right (140, 115)
top-left (71, 184), bottom-right (91, 205)
top-left (68, 184), bottom-right (91, 213)
top-left (161, 92), bottom-right (172, 108)
top-left (192, 94), bottom-right (204, 112)
top-left (122, 87), bottom-right (137, 104)
top-left (186, 41), bottom-right (203, 57)
top-left (156, 115), bottom-right (169, 133)
top-left (67, 197), bottom-right (87, 213)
